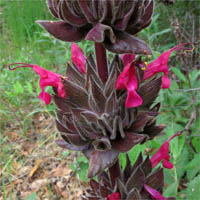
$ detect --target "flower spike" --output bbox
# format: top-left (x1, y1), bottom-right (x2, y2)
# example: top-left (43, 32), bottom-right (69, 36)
top-left (8, 63), bottom-right (65, 104)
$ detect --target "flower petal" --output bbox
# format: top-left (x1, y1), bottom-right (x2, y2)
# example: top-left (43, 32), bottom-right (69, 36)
top-left (143, 43), bottom-right (192, 88)
top-left (126, 89), bottom-right (143, 108)
top-left (150, 133), bottom-right (179, 168)
top-left (144, 184), bottom-right (167, 200)
top-left (115, 64), bottom-right (131, 90)
top-left (38, 91), bottom-right (51, 105)
top-left (71, 43), bottom-right (86, 74)
top-left (163, 160), bottom-right (173, 169)
top-left (106, 192), bottom-right (121, 200)
top-left (8, 63), bottom-right (65, 105)
top-left (120, 54), bottom-right (135, 66)
top-left (162, 74), bottom-right (171, 89)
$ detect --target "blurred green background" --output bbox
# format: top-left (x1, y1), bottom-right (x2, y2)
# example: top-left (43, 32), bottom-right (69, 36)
top-left (0, 0), bottom-right (199, 199)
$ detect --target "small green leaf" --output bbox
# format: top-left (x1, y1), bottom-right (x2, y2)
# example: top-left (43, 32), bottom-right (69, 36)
top-left (128, 144), bottom-right (145, 165)
top-left (163, 182), bottom-right (178, 197)
top-left (119, 153), bottom-right (127, 170)
top-left (186, 154), bottom-right (200, 180)
top-left (26, 82), bottom-right (33, 94)
top-left (13, 81), bottom-right (24, 94)
top-left (78, 162), bottom-right (89, 182)
top-left (171, 67), bottom-right (187, 83)
top-left (182, 175), bottom-right (200, 200)
top-left (192, 137), bottom-right (200, 153)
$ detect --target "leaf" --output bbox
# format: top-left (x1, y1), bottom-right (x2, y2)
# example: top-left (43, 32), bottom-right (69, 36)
top-left (26, 82), bottom-right (33, 94)
top-left (186, 154), bottom-right (200, 180)
top-left (78, 162), bottom-right (89, 182)
top-left (13, 81), bottom-right (24, 94)
top-left (28, 159), bottom-right (42, 178)
top-left (37, 21), bottom-right (86, 42)
top-left (25, 192), bottom-right (37, 200)
top-left (182, 175), bottom-right (200, 200)
top-left (163, 182), bottom-right (178, 197)
top-left (192, 137), bottom-right (200, 153)
top-left (171, 67), bottom-right (187, 83)
top-left (149, 28), bottom-right (172, 41)
top-left (119, 153), bottom-right (127, 170)
top-left (128, 144), bottom-right (145, 166)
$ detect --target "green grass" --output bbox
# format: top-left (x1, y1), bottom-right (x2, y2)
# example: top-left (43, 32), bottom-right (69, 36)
top-left (0, 0), bottom-right (200, 199)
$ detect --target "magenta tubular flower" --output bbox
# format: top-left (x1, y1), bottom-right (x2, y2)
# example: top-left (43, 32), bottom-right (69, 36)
top-left (71, 43), bottom-right (86, 74)
top-left (144, 184), bottom-right (167, 200)
top-left (8, 63), bottom-right (66, 104)
top-left (115, 54), bottom-right (143, 108)
top-left (116, 43), bottom-right (192, 108)
top-left (106, 192), bottom-right (121, 200)
top-left (143, 43), bottom-right (192, 88)
top-left (150, 133), bottom-right (180, 169)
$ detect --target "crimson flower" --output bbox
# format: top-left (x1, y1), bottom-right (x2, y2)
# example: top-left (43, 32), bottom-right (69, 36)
top-left (106, 192), bottom-right (121, 200)
top-left (150, 132), bottom-right (180, 169)
top-left (115, 54), bottom-right (143, 108)
top-left (8, 63), bottom-right (66, 104)
top-left (116, 43), bottom-right (192, 108)
top-left (143, 43), bottom-right (192, 88)
top-left (71, 43), bottom-right (86, 74)
top-left (144, 184), bottom-right (167, 200)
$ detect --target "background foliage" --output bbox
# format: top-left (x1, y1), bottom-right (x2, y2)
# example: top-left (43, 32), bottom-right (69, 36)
top-left (0, 0), bottom-right (199, 199)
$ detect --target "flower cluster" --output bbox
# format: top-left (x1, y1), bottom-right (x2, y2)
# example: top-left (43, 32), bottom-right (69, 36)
top-left (82, 133), bottom-right (179, 200)
top-left (37, 0), bottom-right (154, 55)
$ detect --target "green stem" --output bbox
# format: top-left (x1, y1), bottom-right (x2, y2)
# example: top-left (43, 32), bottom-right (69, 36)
top-left (94, 43), bottom-right (108, 83)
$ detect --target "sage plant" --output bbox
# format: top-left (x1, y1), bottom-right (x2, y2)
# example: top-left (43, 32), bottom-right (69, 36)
top-left (9, 0), bottom-right (193, 199)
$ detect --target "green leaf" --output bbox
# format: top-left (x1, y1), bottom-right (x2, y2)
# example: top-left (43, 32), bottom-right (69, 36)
top-left (171, 67), bottom-right (187, 83)
top-left (78, 162), bottom-right (89, 182)
top-left (181, 175), bottom-right (200, 200)
top-left (186, 154), bottom-right (200, 180)
top-left (163, 182), bottom-right (178, 197)
top-left (175, 144), bottom-right (190, 179)
top-left (26, 82), bottom-right (33, 94)
top-left (119, 153), bottom-right (127, 170)
top-left (13, 81), bottom-right (24, 94)
top-left (128, 144), bottom-right (145, 165)
top-left (25, 192), bottom-right (37, 200)
top-left (192, 137), bottom-right (200, 153)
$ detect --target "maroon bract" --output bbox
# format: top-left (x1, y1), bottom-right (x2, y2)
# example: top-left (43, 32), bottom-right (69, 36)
top-left (37, 0), bottom-right (154, 55)
top-left (54, 52), bottom-right (165, 178)
top-left (82, 154), bottom-right (176, 200)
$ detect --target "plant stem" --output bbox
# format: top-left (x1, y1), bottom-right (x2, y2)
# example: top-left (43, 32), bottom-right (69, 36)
top-left (94, 43), bottom-right (108, 83)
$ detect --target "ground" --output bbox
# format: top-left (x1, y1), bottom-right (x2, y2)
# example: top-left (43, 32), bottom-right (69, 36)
top-left (0, 113), bottom-right (88, 200)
